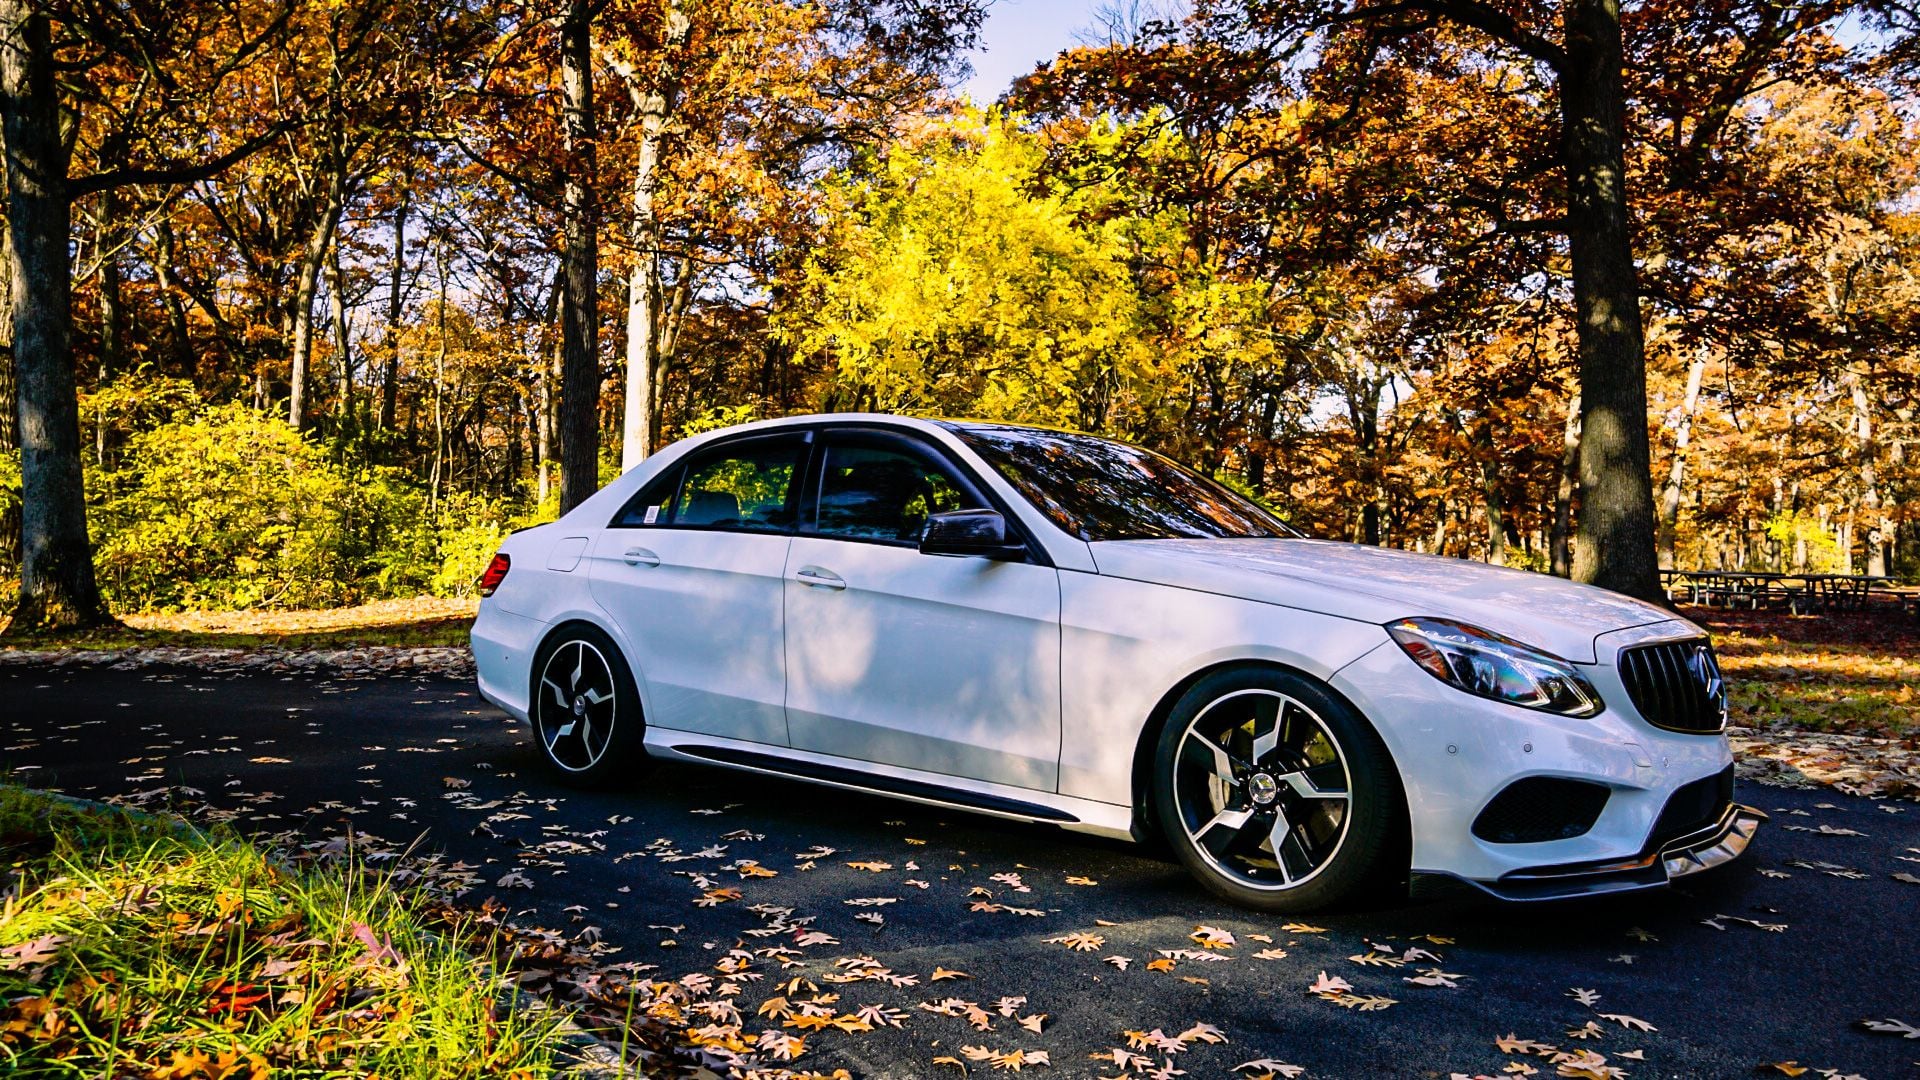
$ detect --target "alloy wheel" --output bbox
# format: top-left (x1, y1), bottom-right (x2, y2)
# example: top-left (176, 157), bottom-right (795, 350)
top-left (1171, 688), bottom-right (1352, 891)
top-left (536, 639), bottom-right (618, 772)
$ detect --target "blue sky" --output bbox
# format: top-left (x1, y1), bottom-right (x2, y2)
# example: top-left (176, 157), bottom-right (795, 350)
top-left (960, 1), bottom-right (1108, 104)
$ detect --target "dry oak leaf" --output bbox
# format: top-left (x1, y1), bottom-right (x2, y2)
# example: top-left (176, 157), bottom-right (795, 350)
top-left (1145, 958), bottom-right (1177, 972)
top-left (1307, 971), bottom-right (1352, 996)
top-left (1566, 987), bottom-right (1602, 1007)
top-left (1019, 1013), bottom-right (1047, 1034)
top-left (1564, 1020), bottom-right (1604, 1040)
top-left (1252, 948), bottom-right (1289, 961)
top-left (931, 967), bottom-right (971, 981)
top-left (1597, 1013), bottom-right (1656, 1032)
top-left (1191, 925), bottom-right (1236, 949)
top-left (1495, 1034), bottom-right (1555, 1055)
top-left (1093, 1048), bottom-right (1154, 1071)
top-left (1280, 922), bottom-right (1328, 934)
top-left (1234, 1060), bottom-right (1306, 1078)
top-left (1104, 956), bottom-right (1133, 971)
top-left (1066, 876), bottom-right (1099, 886)
top-left (1762, 1063), bottom-right (1810, 1076)
top-left (1858, 1017), bottom-right (1920, 1038)
top-left (1348, 951), bottom-right (1406, 968)
top-left (846, 860), bottom-right (893, 873)
top-left (1048, 931), bottom-right (1106, 952)
top-left (1177, 1022), bottom-right (1227, 1044)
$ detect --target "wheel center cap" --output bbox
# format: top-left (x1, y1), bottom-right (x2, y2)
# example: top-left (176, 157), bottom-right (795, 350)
top-left (1248, 773), bottom-right (1279, 806)
top-left (572, 695), bottom-right (587, 717)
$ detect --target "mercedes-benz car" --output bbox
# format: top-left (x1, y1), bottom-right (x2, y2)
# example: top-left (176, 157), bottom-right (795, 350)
top-left (471, 414), bottom-right (1761, 911)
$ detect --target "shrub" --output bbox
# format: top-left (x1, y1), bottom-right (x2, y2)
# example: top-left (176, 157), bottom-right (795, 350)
top-left (90, 404), bottom-right (517, 612)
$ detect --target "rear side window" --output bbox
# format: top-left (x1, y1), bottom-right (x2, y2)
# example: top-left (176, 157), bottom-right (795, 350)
top-left (610, 435), bottom-right (806, 531)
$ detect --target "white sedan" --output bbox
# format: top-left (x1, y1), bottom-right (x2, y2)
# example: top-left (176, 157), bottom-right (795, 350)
top-left (471, 414), bottom-right (1761, 911)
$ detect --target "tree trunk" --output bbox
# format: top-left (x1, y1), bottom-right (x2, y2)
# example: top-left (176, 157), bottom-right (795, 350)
top-left (327, 235), bottom-right (352, 424)
top-left (152, 220), bottom-right (193, 372)
top-left (0, 183), bottom-right (16, 574)
top-left (536, 265), bottom-right (561, 506)
top-left (618, 0), bottom-right (687, 473)
top-left (1656, 351), bottom-right (1706, 570)
top-left (288, 161), bottom-right (346, 431)
top-left (1, 0), bottom-right (114, 632)
top-left (97, 189), bottom-right (122, 375)
top-left (1550, 390), bottom-right (1580, 577)
top-left (1848, 369), bottom-right (1888, 577)
top-left (1474, 425), bottom-right (1506, 566)
top-left (557, 0), bottom-right (600, 512)
top-left (1562, 0), bottom-right (1660, 601)
top-left (380, 182), bottom-right (408, 433)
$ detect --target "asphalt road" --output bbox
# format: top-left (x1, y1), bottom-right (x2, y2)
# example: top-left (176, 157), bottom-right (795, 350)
top-left (3, 662), bottom-right (1917, 1079)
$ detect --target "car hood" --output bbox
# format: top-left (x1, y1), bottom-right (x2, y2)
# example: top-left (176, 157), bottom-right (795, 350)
top-left (1086, 538), bottom-right (1686, 663)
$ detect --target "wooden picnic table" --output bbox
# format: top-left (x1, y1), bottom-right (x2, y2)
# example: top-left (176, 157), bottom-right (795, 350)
top-left (1659, 569), bottom-right (1897, 614)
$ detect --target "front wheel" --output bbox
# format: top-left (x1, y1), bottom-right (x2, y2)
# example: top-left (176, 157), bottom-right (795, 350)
top-left (529, 624), bottom-right (648, 787)
top-left (1152, 667), bottom-right (1402, 912)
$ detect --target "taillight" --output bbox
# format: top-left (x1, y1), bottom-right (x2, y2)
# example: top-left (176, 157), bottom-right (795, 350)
top-left (477, 552), bottom-right (511, 597)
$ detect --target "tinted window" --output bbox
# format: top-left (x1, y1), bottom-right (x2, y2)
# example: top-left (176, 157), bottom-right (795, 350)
top-left (676, 439), bottom-right (803, 531)
top-left (814, 443), bottom-right (974, 542)
top-left (944, 423), bottom-right (1291, 542)
top-left (610, 467), bottom-right (683, 527)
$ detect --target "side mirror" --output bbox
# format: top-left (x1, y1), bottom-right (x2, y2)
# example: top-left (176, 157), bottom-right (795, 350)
top-left (920, 509), bottom-right (1028, 561)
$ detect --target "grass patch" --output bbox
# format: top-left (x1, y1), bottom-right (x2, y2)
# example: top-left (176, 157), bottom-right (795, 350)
top-left (1, 596), bottom-right (477, 652)
top-left (1688, 607), bottom-right (1920, 739)
top-left (0, 784), bottom-right (566, 1077)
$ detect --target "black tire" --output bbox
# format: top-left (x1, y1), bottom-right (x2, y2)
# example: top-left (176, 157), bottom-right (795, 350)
top-left (528, 623), bottom-right (649, 788)
top-left (1151, 666), bottom-right (1401, 912)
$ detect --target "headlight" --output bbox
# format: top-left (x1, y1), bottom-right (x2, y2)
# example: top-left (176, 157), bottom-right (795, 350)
top-left (1386, 617), bottom-right (1602, 717)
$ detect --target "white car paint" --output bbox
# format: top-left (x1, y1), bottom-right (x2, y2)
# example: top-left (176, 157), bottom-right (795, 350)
top-left (473, 412), bottom-right (1748, 898)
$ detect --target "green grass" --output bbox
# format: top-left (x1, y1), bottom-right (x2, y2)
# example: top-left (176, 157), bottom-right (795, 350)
top-left (0, 596), bottom-right (477, 652)
top-left (0, 785), bottom-right (567, 1077)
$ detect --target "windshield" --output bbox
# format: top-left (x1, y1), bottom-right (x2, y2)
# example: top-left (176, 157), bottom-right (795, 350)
top-left (941, 423), bottom-right (1296, 542)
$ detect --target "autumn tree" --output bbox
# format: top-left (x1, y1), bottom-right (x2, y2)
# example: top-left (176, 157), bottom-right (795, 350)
top-left (2, 0), bottom-right (308, 632)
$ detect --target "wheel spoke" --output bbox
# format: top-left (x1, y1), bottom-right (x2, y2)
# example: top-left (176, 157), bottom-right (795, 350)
top-left (1249, 695), bottom-right (1281, 764)
top-left (1181, 729), bottom-right (1240, 797)
top-left (582, 686), bottom-right (611, 706)
top-left (571, 642), bottom-right (586, 691)
top-left (542, 676), bottom-right (568, 708)
top-left (1274, 763), bottom-right (1347, 801)
top-left (1263, 809), bottom-right (1297, 884)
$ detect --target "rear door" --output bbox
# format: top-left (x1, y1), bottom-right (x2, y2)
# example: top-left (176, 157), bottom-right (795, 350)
top-left (588, 432), bottom-right (808, 746)
top-left (782, 428), bottom-right (1062, 791)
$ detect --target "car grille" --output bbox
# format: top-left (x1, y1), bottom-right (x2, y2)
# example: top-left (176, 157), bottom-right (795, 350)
top-left (1471, 777), bottom-right (1611, 844)
top-left (1618, 638), bottom-right (1726, 734)
top-left (1647, 765), bottom-right (1736, 850)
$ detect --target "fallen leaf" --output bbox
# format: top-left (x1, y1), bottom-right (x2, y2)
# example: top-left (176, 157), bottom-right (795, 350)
top-left (1307, 971), bottom-right (1352, 996)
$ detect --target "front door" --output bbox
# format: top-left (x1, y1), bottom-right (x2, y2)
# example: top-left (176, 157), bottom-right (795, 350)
top-left (588, 432), bottom-right (807, 746)
top-left (783, 430), bottom-right (1062, 791)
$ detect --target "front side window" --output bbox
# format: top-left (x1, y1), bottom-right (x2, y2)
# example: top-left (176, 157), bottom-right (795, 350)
top-left (813, 442), bottom-right (974, 543)
top-left (942, 423), bottom-right (1293, 543)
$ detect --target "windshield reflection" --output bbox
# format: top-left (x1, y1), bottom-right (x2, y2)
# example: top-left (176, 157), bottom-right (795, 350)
top-left (942, 423), bottom-right (1297, 543)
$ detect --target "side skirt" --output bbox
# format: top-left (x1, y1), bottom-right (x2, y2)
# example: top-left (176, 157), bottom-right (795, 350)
top-left (647, 732), bottom-right (1135, 840)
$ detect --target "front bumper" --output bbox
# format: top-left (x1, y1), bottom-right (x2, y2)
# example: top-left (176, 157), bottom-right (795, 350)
top-left (1413, 803), bottom-right (1767, 901)
top-left (1330, 618), bottom-right (1758, 898)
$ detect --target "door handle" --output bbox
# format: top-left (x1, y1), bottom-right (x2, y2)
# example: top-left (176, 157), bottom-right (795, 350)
top-left (623, 547), bottom-right (661, 567)
top-left (794, 565), bottom-right (846, 590)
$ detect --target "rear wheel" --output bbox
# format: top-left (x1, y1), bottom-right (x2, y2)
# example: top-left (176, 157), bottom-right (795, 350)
top-left (1152, 667), bottom-right (1400, 912)
top-left (530, 624), bottom-right (647, 786)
